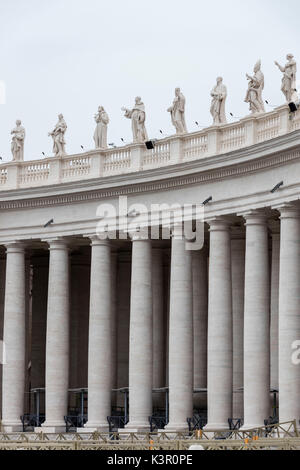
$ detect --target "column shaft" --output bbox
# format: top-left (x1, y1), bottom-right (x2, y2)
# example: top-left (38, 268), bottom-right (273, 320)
top-left (40, 240), bottom-right (70, 432)
top-left (2, 244), bottom-right (26, 432)
top-left (205, 220), bottom-right (232, 430)
top-left (166, 229), bottom-right (193, 431)
top-left (84, 239), bottom-right (112, 431)
top-left (278, 207), bottom-right (300, 423)
top-left (126, 238), bottom-right (152, 431)
top-left (242, 213), bottom-right (270, 428)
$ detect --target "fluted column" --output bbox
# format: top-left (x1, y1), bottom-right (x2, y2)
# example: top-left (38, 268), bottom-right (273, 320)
top-left (125, 235), bottom-right (152, 431)
top-left (39, 239), bottom-right (70, 433)
top-left (2, 243), bottom-right (26, 432)
top-left (278, 206), bottom-right (300, 424)
top-left (152, 248), bottom-right (165, 406)
top-left (83, 238), bottom-right (112, 431)
top-left (241, 212), bottom-right (270, 429)
top-left (231, 238), bottom-right (245, 419)
top-left (205, 219), bottom-right (232, 431)
top-left (192, 248), bottom-right (208, 409)
top-left (165, 226), bottom-right (193, 431)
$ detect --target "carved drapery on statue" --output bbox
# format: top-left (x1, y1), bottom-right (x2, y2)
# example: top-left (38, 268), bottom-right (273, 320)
top-left (210, 78), bottom-right (227, 125)
top-left (275, 54), bottom-right (297, 103)
top-left (94, 106), bottom-right (109, 149)
top-left (245, 60), bottom-right (265, 114)
top-left (122, 97), bottom-right (148, 143)
top-left (167, 88), bottom-right (187, 134)
top-left (11, 120), bottom-right (25, 161)
top-left (49, 114), bottom-right (67, 157)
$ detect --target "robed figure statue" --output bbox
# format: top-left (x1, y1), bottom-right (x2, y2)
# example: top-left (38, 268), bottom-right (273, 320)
top-left (122, 97), bottom-right (148, 143)
top-left (94, 106), bottom-right (109, 149)
top-left (49, 114), bottom-right (67, 157)
top-left (245, 60), bottom-right (265, 114)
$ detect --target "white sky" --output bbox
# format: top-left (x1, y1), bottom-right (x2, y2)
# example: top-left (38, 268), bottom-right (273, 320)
top-left (0, 0), bottom-right (299, 161)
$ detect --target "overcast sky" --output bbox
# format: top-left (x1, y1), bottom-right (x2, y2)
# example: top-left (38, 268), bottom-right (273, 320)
top-left (0, 0), bottom-right (299, 161)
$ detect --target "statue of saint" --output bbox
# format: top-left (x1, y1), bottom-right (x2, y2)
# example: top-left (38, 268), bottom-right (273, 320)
top-left (11, 120), bottom-right (25, 161)
top-left (49, 114), bottom-right (67, 157)
top-left (94, 106), bottom-right (109, 149)
top-left (210, 77), bottom-right (227, 124)
top-left (167, 88), bottom-right (187, 134)
top-left (275, 54), bottom-right (297, 102)
top-left (122, 97), bottom-right (148, 143)
top-left (245, 60), bottom-right (265, 114)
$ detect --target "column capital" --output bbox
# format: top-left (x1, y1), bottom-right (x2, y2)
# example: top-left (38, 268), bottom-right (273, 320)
top-left (273, 203), bottom-right (300, 219)
top-left (42, 238), bottom-right (70, 251)
top-left (88, 235), bottom-right (111, 247)
top-left (207, 217), bottom-right (231, 232)
top-left (238, 210), bottom-right (268, 226)
top-left (5, 242), bottom-right (26, 254)
top-left (130, 231), bottom-right (150, 242)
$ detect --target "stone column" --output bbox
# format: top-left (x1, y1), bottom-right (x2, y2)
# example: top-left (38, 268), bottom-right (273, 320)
top-left (83, 239), bottom-right (112, 432)
top-left (1, 243), bottom-right (26, 432)
top-left (0, 257), bottom-right (6, 421)
top-left (192, 248), bottom-right (208, 410)
top-left (231, 238), bottom-right (245, 419)
top-left (241, 212), bottom-right (270, 429)
top-left (39, 239), bottom-right (70, 433)
top-left (278, 206), bottom-right (300, 424)
top-left (205, 219), bottom-right (232, 431)
top-left (125, 235), bottom-right (152, 431)
top-left (270, 228), bottom-right (280, 398)
top-left (165, 226), bottom-right (193, 431)
top-left (152, 248), bottom-right (165, 407)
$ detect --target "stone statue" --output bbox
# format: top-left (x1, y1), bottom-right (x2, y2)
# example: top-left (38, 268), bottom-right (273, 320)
top-left (167, 88), bottom-right (187, 134)
top-left (94, 106), bottom-right (109, 149)
top-left (210, 77), bottom-right (227, 125)
top-left (11, 120), bottom-right (25, 161)
top-left (245, 60), bottom-right (265, 114)
top-left (275, 54), bottom-right (297, 102)
top-left (48, 114), bottom-right (67, 157)
top-left (122, 97), bottom-right (148, 143)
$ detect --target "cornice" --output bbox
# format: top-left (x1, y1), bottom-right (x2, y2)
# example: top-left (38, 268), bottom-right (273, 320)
top-left (0, 131), bottom-right (299, 211)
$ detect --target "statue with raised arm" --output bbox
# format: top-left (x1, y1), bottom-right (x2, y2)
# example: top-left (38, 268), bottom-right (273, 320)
top-left (94, 106), bottom-right (109, 149)
top-left (210, 77), bottom-right (227, 124)
top-left (122, 97), bottom-right (148, 143)
top-left (167, 87), bottom-right (187, 134)
top-left (11, 120), bottom-right (25, 161)
top-left (275, 54), bottom-right (297, 102)
top-left (48, 114), bottom-right (67, 157)
top-left (245, 60), bottom-right (265, 114)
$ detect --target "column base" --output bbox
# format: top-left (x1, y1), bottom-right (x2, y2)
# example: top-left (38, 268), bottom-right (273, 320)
top-left (120, 423), bottom-right (150, 433)
top-left (240, 424), bottom-right (264, 431)
top-left (163, 423), bottom-right (189, 433)
top-left (1, 422), bottom-right (23, 433)
top-left (77, 423), bottom-right (109, 433)
top-left (35, 422), bottom-right (66, 433)
top-left (203, 423), bottom-right (230, 432)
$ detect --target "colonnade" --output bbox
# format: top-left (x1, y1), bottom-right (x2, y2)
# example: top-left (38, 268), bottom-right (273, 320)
top-left (1, 206), bottom-right (300, 432)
